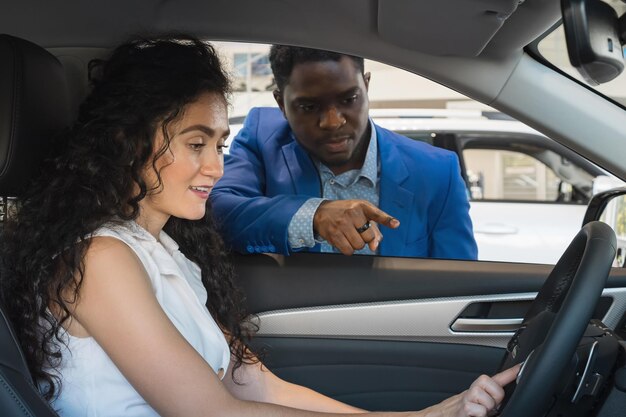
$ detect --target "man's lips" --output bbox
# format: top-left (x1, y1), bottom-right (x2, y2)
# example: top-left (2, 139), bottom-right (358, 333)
top-left (321, 135), bottom-right (352, 152)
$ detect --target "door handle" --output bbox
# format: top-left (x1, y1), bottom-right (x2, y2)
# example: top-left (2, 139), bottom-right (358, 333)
top-left (450, 318), bottom-right (523, 332)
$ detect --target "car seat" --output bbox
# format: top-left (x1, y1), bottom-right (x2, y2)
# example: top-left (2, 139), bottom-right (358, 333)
top-left (0, 33), bottom-right (71, 417)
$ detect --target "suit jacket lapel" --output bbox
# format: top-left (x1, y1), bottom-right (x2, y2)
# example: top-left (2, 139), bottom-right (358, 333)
top-left (377, 127), bottom-right (416, 256)
top-left (281, 137), bottom-right (321, 197)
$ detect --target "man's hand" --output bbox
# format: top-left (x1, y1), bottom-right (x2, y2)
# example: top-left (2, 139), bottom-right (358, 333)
top-left (312, 199), bottom-right (400, 255)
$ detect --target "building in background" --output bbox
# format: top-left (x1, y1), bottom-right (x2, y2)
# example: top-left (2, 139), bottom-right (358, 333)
top-left (213, 41), bottom-right (487, 119)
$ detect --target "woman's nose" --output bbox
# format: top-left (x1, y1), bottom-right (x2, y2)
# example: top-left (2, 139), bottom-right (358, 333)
top-left (200, 149), bottom-right (224, 179)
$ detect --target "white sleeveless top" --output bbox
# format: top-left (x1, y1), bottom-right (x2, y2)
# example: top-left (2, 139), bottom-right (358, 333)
top-left (50, 221), bottom-right (231, 417)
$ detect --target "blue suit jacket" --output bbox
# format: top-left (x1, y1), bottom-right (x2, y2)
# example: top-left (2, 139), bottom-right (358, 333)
top-left (211, 107), bottom-right (477, 260)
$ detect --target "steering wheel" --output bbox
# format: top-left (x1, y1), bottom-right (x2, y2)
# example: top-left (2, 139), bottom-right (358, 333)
top-left (498, 221), bottom-right (616, 417)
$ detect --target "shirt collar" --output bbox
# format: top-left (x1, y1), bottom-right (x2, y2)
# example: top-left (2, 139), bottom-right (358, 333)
top-left (360, 119), bottom-right (378, 186)
top-left (316, 119), bottom-right (378, 186)
top-left (112, 219), bottom-right (180, 254)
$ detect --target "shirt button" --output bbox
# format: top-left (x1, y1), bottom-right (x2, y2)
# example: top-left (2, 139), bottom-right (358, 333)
top-left (329, 179), bottom-right (335, 185)
top-left (298, 239), bottom-right (304, 244)
top-left (246, 245), bottom-right (254, 253)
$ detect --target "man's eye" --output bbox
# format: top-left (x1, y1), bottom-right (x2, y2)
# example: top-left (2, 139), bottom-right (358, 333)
top-left (343, 94), bottom-right (358, 104)
top-left (298, 103), bottom-right (317, 112)
top-left (217, 144), bottom-right (229, 154)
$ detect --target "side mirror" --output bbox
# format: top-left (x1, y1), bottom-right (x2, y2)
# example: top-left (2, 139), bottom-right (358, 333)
top-left (583, 187), bottom-right (626, 266)
top-left (561, 0), bottom-right (625, 85)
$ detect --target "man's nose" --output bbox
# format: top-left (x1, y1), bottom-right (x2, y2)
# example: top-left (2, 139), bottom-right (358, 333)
top-left (319, 107), bottom-right (346, 130)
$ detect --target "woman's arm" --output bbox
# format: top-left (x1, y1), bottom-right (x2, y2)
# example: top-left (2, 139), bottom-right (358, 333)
top-left (68, 236), bottom-right (516, 417)
top-left (68, 237), bottom-right (374, 417)
top-left (222, 357), bottom-right (364, 413)
top-left (69, 237), bottom-right (238, 417)
top-left (223, 351), bottom-right (520, 416)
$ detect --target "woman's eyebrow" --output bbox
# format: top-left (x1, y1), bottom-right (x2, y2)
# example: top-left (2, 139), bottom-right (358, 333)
top-left (179, 124), bottom-right (217, 136)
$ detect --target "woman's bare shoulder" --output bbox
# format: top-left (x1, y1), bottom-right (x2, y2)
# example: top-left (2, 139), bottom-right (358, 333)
top-left (76, 235), bottom-right (154, 310)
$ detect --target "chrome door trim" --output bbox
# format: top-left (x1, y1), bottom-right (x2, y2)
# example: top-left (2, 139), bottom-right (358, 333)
top-left (450, 318), bottom-right (524, 332)
top-left (254, 288), bottom-right (626, 349)
top-left (254, 292), bottom-right (536, 348)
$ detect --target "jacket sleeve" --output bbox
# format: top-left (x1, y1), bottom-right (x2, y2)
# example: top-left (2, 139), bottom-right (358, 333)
top-left (429, 153), bottom-right (478, 260)
top-left (210, 108), bottom-right (310, 255)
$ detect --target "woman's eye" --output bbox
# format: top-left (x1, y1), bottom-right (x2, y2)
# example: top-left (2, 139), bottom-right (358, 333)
top-left (189, 143), bottom-right (205, 151)
top-left (217, 144), bottom-right (228, 154)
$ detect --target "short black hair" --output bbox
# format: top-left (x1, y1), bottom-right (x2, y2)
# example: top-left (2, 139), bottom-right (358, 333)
top-left (269, 45), bottom-right (364, 93)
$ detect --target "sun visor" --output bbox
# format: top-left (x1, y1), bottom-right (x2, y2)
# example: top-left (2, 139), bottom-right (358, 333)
top-left (378, 0), bottom-right (522, 57)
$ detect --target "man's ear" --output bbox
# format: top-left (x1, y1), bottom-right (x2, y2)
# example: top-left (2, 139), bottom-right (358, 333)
top-left (273, 89), bottom-right (286, 114)
top-left (363, 72), bottom-right (371, 91)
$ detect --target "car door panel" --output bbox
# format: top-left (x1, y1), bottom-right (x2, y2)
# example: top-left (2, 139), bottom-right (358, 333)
top-left (234, 253), bottom-right (626, 411)
top-left (251, 337), bottom-right (502, 411)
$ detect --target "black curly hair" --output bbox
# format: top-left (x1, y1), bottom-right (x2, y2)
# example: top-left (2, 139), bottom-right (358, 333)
top-left (269, 45), bottom-right (364, 94)
top-left (0, 33), bottom-right (257, 400)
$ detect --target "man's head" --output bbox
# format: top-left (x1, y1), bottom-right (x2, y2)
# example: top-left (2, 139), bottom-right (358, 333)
top-left (269, 45), bottom-right (371, 175)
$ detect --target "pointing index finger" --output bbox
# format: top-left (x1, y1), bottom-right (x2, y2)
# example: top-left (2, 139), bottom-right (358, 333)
top-left (361, 204), bottom-right (400, 229)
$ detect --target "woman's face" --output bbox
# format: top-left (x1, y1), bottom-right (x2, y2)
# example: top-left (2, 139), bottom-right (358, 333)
top-left (139, 92), bottom-right (229, 231)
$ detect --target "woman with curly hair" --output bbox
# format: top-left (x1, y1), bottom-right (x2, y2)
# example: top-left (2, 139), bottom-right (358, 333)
top-left (0, 34), bottom-right (517, 417)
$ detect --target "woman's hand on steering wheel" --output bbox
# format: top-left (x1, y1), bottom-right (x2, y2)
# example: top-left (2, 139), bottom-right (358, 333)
top-left (420, 364), bottom-right (521, 417)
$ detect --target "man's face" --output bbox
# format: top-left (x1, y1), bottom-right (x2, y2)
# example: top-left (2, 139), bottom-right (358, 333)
top-left (275, 56), bottom-right (371, 175)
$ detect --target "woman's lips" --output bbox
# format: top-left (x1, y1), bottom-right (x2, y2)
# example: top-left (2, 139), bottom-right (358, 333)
top-left (189, 185), bottom-right (212, 199)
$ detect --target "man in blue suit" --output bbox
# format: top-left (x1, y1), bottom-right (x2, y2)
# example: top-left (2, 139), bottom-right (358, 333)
top-left (211, 46), bottom-right (477, 259)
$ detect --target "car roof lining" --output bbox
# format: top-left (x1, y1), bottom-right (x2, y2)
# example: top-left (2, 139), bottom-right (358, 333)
top-left (377, 0), bottom-right (523, 57)
top-left (2, 0), bottom-right (556, 53)
top-left (1, 0), bottom-right (560, 107)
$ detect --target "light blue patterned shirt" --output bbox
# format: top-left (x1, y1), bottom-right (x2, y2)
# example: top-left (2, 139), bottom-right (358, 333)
top-left (288, 120), bottom-right (380, 255)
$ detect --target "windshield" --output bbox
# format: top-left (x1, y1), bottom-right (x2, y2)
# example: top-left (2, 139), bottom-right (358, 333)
top-left (537, 0), bottom-right (626, 107)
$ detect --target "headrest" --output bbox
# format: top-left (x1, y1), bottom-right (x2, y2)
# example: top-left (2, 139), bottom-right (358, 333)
top-left (0, 35), bottom-right (71, 197)
top-left (0, 306), bottom-right (31, 382)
